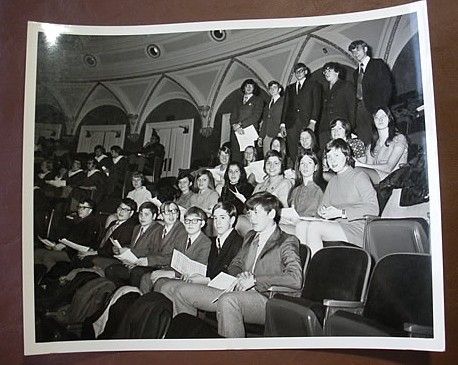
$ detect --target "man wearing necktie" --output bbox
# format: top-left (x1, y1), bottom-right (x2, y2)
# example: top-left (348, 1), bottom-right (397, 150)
top-left (258, 81), bottom-right (285, 157)
top-left (281, 63), bottom-right (322, 162)
top-left (163, 192), bottom-right (302, 338)
top-left (349, 40), bottom-right (394, 146)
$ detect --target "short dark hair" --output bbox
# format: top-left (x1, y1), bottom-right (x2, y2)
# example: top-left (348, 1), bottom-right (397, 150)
top-left (348, 40), bottom-right (368, 51)
top-left (267, 80), bottom-right (283, 95)
top-left (138, 202), bottom-right (158, 217)
top-left (294, 62), bottom-right (307, 72)
top-left (185, 206), bottom-right (207, 222)
top-left (177, 169), bottom-right (194, 185)
top-left (110, 145), bottom-right (123, 155)
top-left (94, 145), bottom-right (105, 153)
top-left (264, 149), bottom-right (285, 175)
top-left (325, 138), bottom-right (354, 167)
top-left (240, 79), bottom-right (260, 95)
top-left (330, 118), bottom-right (352, 139)
top-left (245, 191), bottom-right (282, 222)
top-left (323, 62), bottom-right (344, 77)
top-left (161, 201), bottom-right (180, 220)
top-left (121, 197), bottom-right (138, 212)
top-left (212, 201), bottom-right (238, 227)
top-left (79, 198), bottom-right (96, 212)
top-left (218, 145), bottom-right (232, 159)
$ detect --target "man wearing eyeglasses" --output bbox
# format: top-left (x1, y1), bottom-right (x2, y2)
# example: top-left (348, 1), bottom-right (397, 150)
top-left (282, 62), bottom-right (322, 161)
top-left (79, 198), bottom-right (137, 269)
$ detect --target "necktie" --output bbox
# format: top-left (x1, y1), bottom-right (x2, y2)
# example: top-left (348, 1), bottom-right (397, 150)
top-left (161, 228), bottom-right (167, 239)
top-left (133, 227), bottom-right (144, 247)
top-left (269, 98), bottom-right (274, 109)
top-left (216, 237), bottom-right (222, 255)
top-left (243, 95), bottom-right (250, 103)
top-left (244, 234), bottom-right (260, 273)
top-left (356, 63), bottom-right (364, 100)
top-left (186, 237), bottom-right (191, 251)
top-left (99, 221), bottom-right (119, 248)
top-left (296, 82), bottom-right (300, 94)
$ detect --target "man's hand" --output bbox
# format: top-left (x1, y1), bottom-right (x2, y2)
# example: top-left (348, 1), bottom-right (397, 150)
top-left (257, 138), bottom-right (263, 147)
top-left (307, 120), bottom-right (316, 132)
top-left (318, 205), bottom-right (342, 220)
top-left (234, 272), bottom-right (256, 291)
top-left (279, 125), bottom-right (287, 138)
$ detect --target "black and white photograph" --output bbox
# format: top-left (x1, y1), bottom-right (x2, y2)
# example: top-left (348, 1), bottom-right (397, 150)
top-left (22, 0), bottom-right (445, 354)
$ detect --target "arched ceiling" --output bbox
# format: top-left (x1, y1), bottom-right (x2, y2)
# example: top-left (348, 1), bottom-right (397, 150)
top-left (36, 13), bottom-right (418, 134)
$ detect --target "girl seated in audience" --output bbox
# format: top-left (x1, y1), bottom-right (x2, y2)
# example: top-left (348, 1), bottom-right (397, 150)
top-left (270, 136), bottom-right (296, 182)
top-left (174, 170), bottom-right (195, 210)
top-left (323, 118), bottom-right (366, 181)
top-left (295, 139), bottom-right (379, 255)
top-left (354, 106), bottom-right (408, 184)
top-left (189, 169), bottom-right (220, 217)
top-left (288, 151), bottom-right (324, 217)
top-left (253, 150), bottom-right (292, 208)
top-left (297, 127), bottom-right (319, 155)
top-left (219, 161), bottom-right (254, 214)
top-left (243, 145), bottom-right (262, 186)
top-left (126, 172), bottom-right (153, 209)
top-left (212, 145), bottom-right (231, 193)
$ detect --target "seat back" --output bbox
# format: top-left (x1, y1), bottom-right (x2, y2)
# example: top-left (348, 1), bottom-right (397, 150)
top-left (302, 246), bottom-right (371, 303)
top-left (363, 253), bottom-right (432, 333)
top-left (364, 218), bottom-right (429, 262)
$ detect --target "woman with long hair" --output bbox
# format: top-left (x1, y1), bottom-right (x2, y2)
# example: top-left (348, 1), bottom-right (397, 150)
top-left (219, 161), bottom-right (254, 214)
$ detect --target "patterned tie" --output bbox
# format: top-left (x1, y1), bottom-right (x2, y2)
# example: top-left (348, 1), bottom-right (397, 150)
top-left (99, 221), bottom-right (119, 248)
top-left (244, 234), bottom-right (260, 273)
top-left (356, 63), bottom-right (364, 100)
top-left (216, 237), bottom-right (222, 255)
top-left (186, 237), bottom-right (192, 251)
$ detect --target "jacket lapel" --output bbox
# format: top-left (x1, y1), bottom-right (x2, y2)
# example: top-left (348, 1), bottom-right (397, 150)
top-left (257, 226), bottom-right (282, 261)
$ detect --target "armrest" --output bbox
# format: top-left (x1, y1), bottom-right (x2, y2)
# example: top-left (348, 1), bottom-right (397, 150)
top-left (267, 286), bottom-right (300, 298)
top-left (403, 322), bottom-right (433, 338)
top-left (323, 299), bottom-right (364, 309)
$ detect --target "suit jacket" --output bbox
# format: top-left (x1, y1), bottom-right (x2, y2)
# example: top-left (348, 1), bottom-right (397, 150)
top-left (98, 218), bottom-right (136, 257)
top-left (174, 231), bottom-right (212, 265)
top-left (282, 78), bottom-right (322, 128)
top-left (141, 221), bottom-right (188, 267)
top-left (353, 58), bottom-right (393, 114)
top-left (320, 78), bottom-right (355, 133)
top-left (259, 96), bottom-right (285, 138)
top-left (229, 93), bottom-right (264, 129)
top-left (206, 230), bottom-right (243, 279)
top-left (129, 221), bottom-right (163, 259)
top-left (228, 226), bottom-right (302, 295)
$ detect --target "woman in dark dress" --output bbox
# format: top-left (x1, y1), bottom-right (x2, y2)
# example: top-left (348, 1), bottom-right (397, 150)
top-left (219, 161), bottom-right (254, 214)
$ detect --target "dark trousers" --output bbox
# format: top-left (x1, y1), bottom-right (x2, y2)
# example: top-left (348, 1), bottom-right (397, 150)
top-left (105, 264), bottom-right (154, 287)
top-left (355, 101), bottom-right (373, 146)
top-left (286, 123), bottom-right (302, 163)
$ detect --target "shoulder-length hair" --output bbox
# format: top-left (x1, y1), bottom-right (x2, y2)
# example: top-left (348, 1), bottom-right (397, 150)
top-left (223, 161), bottom-right (248, 187)
top-left (370, 106), bottom-right (399, 156)
top-left (264, 149), bottom-right (285, 175)
top-left (294, 151), bottom-right (321, 188)
top-left (240, 78), bottom-right (260, 96)
top-left (330, 118), bottom-right (352, 139)
top-left (194, 169), bottom-right (216, 191)
top-left (243, 145), bottom-right (258, 167)
top-left (298, 127), bottom-right (318, 154)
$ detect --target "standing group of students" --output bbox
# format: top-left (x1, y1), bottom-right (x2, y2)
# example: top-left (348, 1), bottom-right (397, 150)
top-left (33, 38), bottom-right (415, 339)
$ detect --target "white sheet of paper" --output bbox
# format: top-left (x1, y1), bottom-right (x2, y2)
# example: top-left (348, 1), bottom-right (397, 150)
top-left (60, 238), bottom-right (90, 253)
top-left (207, 272), bottom-right (237, 290)
top-left (110, 238), bottom-right (122, 249)
top-left (208, 168), bottom-right (224, 184)
top-left (170, 249), bottom-right (207, 276)
top-left (235, 125), bottom-right (259, 151)
top-left (38, 236), bottom-right (55, 248)
top-left (245, 160), bottom-right (265, 183)
top-left (298, 216), bottom-right (328, 222)
top-left (114, 249), bottom-right (138, 263)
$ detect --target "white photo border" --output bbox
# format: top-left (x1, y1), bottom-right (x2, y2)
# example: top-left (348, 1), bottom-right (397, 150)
top-left (22, 0), bottom-right (445, 355)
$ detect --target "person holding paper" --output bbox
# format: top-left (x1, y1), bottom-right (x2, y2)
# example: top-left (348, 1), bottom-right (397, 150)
top-left (104, 202), bottom-right (162, 285)
top-left (164, 192), bottom-right (302, 338)
top-left (295, 139), bottom-right (379, 255)
top-left (158, 202), bottom-right (243, 307)
top-left (34, 198), bottom-right (100, 272)
top-left (230, 79), bottom-right (264, 162)
top-left (142, 206), bottom-right (212, 292)
top-left (78, 198), bottom-right (137, 269)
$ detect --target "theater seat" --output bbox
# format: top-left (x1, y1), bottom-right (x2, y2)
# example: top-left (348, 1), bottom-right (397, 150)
top-left (264, 246), bottom-right (371, 337)
top-left (325, 253), bottom-right (433, 338)
top-left (364, 217), bottom-right (429, 262)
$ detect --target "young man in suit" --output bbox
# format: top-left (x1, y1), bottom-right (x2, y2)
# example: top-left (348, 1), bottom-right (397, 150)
top-left (158, 201), bottom-right (243, 308)
top-left (348, 40), bottom-right (394, 145)
top-left (258, 81), bottom-right (285, 157)
top-left (282, 63), bottom-right (322, 161)
top-left (164, 192), bottom-right (302, 338)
